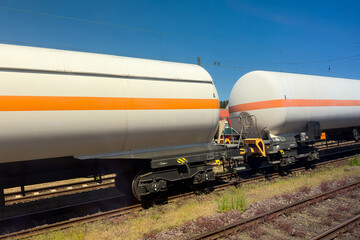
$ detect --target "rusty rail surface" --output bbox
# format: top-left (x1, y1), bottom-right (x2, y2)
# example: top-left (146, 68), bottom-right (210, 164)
top-left (310, 214), bottom-right (360, 240)
top-left (1, 143), bottom-right (359, 239)
top-left (191, 181), bottom-right (360, 240)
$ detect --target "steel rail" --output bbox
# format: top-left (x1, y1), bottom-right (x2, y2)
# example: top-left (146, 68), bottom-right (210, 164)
top-left (2, 155), bottom-right (354, 240)
top-left (190, 181), bottom-right (360, 240)
top-left (310, 214), bottom-right (360, 240)
top-left (5, 181), bottom-right (115, 205)
top-left (5, 175), bottom-right (115, 205)
top-left (4, 141), bottom-right (360, 205)
top-left (1, 144), bottom-right (359, 239)
top-left (0, 195), bottom-right (134, 240)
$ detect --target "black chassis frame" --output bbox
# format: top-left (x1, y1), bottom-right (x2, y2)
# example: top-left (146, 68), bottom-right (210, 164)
top-left (260, 122), bottom-right (360, 166)
top-left (112, 145), bottom-right (241, 198)
top-left (263, 121), bottom-right (322, 166)
top-left (0, 144), bottom-right (241, 206)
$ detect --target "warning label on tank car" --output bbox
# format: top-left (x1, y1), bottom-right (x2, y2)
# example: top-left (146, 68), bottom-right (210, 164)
top-left (177, 158), bottom-right (188, 164)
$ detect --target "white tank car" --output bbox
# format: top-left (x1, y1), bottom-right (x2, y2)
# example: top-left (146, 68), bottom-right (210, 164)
top-left (229, 71), bottom-right (360, 136)
top-left (0, 44), bottom-right (219, 163)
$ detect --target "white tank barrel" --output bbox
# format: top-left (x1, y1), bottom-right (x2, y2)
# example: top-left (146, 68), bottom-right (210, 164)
top-left (0, 44), bottom-right (220, 163)
top-left (229, 71), bottom-right (360, 135)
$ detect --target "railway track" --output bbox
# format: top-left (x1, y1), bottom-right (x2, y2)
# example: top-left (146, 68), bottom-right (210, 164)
top-left (4, 175), bottom-right (116, 205)
top-left (1, 150), bottom-right (357, 240)
top-left (190, 180), bottom-right (360, 240)
top-left (315, 139), bottom-right (356, 150)
top-left (0, 195), bottom-right (135, 240)
top-left (310, 214), bottom-right (360, 240)
top-left (3, 140), bottom-right (358, 207)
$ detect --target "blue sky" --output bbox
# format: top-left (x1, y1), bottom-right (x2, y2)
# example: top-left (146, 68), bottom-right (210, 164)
top-left (0, 0), bottom-right (359, 100)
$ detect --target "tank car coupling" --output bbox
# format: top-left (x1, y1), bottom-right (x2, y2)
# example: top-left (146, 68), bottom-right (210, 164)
top-left (149, 180), bottom-right (167, 193)
top-left (239, 147), bottom-right (251, 156)
top-left (240, 138), bottom-right (266, 157)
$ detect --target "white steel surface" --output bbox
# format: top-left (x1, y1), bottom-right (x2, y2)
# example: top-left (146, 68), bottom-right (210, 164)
top-left (0, 44), bottom-right (219, 163)
top-left (229, 71), bottom-right (360, 135)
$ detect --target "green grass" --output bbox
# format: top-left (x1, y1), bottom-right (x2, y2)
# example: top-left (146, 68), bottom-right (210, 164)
top-left (216, 187), bottom-right (247, 212)
top-left (32, 225), bottom-right (86, 240)
top-left (32, 158), bottom-right (360, 240)
top-left (349, 156), bottom-right (360, 166)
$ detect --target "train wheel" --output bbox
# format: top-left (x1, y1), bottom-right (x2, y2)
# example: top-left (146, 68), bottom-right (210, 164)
top-left (353, 128), bottom-right (360, 141)
top-left (131, 170), bottom-right (165, 208)
top-left (301, 157), bottom-right (312, 169)
top-left (274, 163), bottom-right (291, 176)
top-left (188, 179), bottom-right (211, 194)
top-left (131, 170), bottom-right (148, 201)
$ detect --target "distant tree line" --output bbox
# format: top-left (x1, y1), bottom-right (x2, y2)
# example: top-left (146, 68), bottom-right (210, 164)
top-left (220, 100), bottom-right (229, 108)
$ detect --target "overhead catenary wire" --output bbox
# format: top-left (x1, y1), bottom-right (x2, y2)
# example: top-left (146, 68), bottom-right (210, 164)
top-left (204, 61), bottom-right (360, 79)
top-left (0, 4), bottom-right (359, 77)
top-left (202, 53), bottom-right (360, 66)
top-left (0, 38), bottom-right (358, 79)
top-left (0, 39), bottom-right (198, 64)
top-left (0, 5), bottom-right (333, 58)
top-left (1, 5), bottom-right (359, 67)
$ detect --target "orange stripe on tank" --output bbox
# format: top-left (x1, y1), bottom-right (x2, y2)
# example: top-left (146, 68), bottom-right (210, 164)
top-left (0, 96), bottom-right (219, 111)
top-left (229, 99), bottom-right (360, 113)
